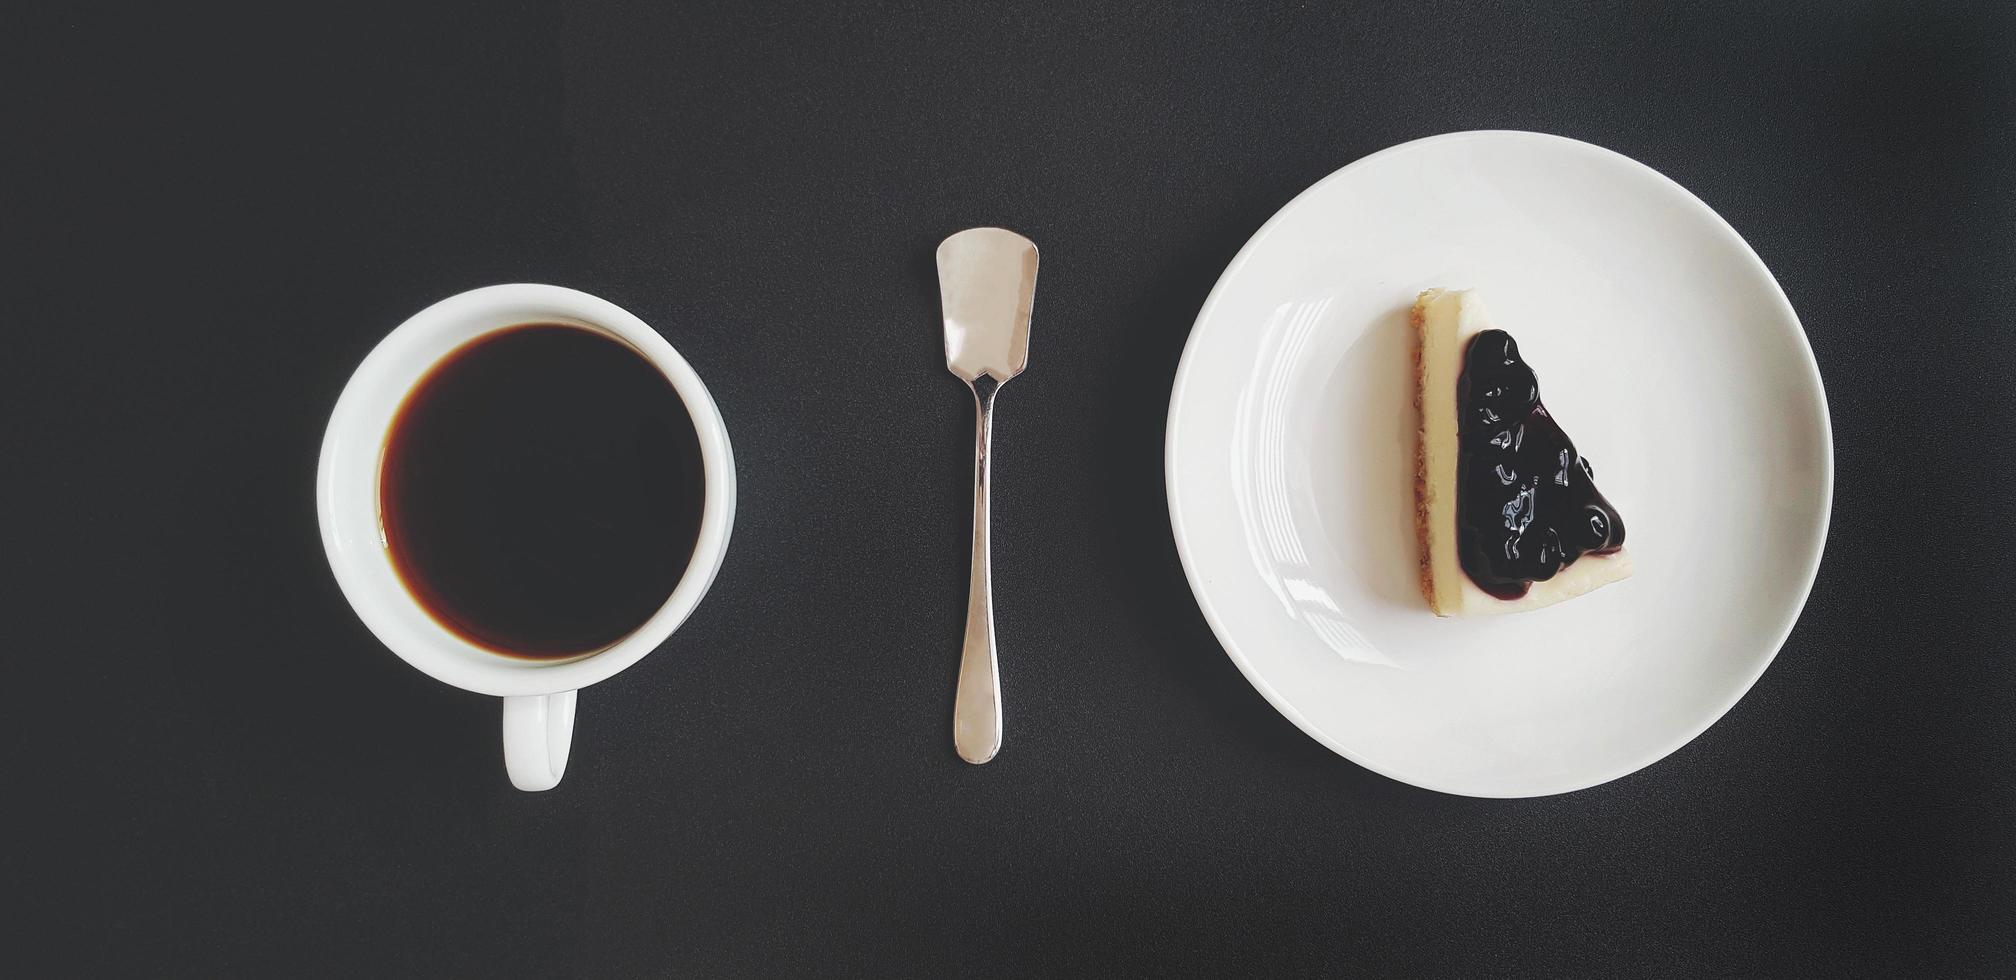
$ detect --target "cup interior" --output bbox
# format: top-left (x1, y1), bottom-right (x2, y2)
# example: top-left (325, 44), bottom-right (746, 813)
top-left (318, 285), bottom-right (735, 698)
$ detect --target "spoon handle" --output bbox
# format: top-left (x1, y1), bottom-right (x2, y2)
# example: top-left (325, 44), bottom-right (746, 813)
top-left (954, 375), bottom-right (1003, 764)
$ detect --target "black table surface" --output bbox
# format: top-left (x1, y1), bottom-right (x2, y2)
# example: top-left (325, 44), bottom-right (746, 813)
top-left (14, 2), bottom-right (2016, 976)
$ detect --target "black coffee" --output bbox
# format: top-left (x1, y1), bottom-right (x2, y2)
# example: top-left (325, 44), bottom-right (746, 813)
top-left (380, 323), bottom-right (705, 659)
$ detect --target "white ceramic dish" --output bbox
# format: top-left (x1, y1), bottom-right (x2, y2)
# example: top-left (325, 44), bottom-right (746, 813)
top-left (1166, 131), bottom-right (1831, 797)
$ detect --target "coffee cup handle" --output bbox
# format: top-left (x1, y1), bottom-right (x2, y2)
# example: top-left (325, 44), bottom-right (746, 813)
top-left (502, 691), bottom-right (576, 792)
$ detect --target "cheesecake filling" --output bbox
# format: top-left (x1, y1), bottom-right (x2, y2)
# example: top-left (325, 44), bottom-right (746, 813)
top-left (1455, 329), bottom-right (1626, 599)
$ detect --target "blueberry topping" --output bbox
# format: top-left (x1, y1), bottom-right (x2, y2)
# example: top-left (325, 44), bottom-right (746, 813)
top-left (1455, 330), bottom-right (1626, 599)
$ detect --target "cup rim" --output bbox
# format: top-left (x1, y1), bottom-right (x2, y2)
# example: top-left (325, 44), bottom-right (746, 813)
top-left (316, 283), bottom-right (735, 698)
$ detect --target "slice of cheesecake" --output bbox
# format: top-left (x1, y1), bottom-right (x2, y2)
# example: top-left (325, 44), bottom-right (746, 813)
top-left (1413, 288), bottom-right (1631, 616)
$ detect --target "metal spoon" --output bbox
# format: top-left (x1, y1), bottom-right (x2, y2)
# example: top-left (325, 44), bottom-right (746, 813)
top-left (936, 227), bottom-right (1038, 765)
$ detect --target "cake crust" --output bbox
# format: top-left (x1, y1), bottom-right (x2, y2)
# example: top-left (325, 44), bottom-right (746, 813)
top-left (1410, 297), bottom-right (1436, 610)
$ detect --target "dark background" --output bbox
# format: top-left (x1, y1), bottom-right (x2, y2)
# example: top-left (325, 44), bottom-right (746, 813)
top-left (11, 1), bottom-right (2015, 976)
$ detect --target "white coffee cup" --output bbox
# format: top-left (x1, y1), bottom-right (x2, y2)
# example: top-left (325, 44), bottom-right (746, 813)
top-left (317, 284), bottom-right (735, 791)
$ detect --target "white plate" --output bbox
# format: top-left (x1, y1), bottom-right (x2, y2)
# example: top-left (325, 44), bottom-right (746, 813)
top-left (1166, 131), bottom-right (1832, 797)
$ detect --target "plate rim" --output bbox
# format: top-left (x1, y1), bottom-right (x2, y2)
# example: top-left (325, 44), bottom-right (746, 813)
top-left (1163, 129), bottom-right (1835, 798)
